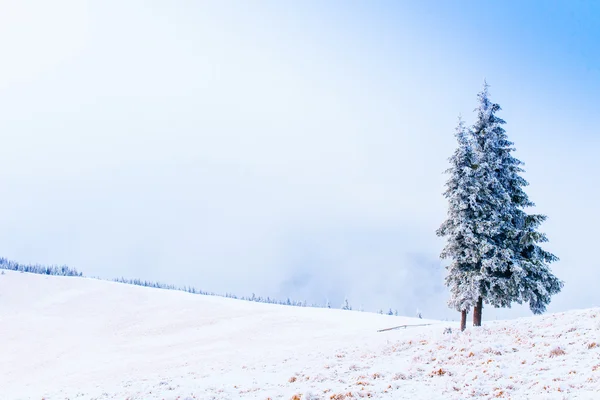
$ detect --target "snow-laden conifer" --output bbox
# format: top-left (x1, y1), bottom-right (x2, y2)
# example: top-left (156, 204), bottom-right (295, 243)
top-left (439, 82), bottom-right (562, 327)
top-left (471, 84), bottom-right (562, 315)
top-left (437, 117), bottom-right (482, 317)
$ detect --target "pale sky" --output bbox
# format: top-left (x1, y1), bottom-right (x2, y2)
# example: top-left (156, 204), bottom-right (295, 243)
top-left (1, 0), bottom-right (598, 319)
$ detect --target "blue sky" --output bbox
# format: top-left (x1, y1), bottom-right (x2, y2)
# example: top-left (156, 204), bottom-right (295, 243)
top-left (0, 1), bottom-right (598, 319)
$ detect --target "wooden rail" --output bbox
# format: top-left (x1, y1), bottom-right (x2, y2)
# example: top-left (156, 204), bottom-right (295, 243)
top-left (377, 323), bottom-right (435, 332)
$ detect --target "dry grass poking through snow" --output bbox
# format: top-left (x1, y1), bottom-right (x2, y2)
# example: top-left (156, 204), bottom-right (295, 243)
top-left (275, 309), bottom-right (600, 400)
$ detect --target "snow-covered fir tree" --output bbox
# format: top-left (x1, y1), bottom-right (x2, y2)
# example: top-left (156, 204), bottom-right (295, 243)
top-left (341, 298), bottom-right (352, 310)
top-left (437, 117), bottom-right (482, 328)
top-left (439, 82), bottom-right (562, 327)
top-left (470, 83), bottom-right (562, 316)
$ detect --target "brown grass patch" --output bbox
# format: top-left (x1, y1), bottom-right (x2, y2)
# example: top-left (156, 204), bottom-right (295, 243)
top-left (549, 347), bottom-right (566, 357)
top-left (330, 392), bottom-right (354, 399)
top-left (392, 373), bottom-right (407, 380)
top-left (431, 368), bottom-right (448, 376)
top-left (483, 347), bottom-right (502, 355)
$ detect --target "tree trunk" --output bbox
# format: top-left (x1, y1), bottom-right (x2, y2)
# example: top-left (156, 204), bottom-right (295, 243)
top-left (460, 310), bottom-right (467, 332)
top-left (473, 297), bottom-right (483, 327)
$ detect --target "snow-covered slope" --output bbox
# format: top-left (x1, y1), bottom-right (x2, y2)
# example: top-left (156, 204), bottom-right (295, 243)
top-left (0, 271), bottom-right (598, 400)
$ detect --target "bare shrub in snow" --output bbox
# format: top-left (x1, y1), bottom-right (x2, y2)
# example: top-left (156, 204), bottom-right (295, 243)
top-left (430, 368), bottom-right (449, 376)
top-left (392, 373), bottom-right (407, 380)
top-left (483, 347), bottom-right (502, 355)
top-left (329, 392), bottom-right (354, 400)
top-left (549, 347), bottom-right (566, 357)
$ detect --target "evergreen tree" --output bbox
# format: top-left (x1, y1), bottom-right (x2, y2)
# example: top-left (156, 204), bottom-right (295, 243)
top-left (439, 82), bottom-right (562, 328)
top-left (341, 298), bottom-right (352, 310)
top-left (467, 83), bottom-right (521, 325)
top-left (437, 117), bottom-right (482, 329)
top-left (471, 83), bottom-right (562, 317)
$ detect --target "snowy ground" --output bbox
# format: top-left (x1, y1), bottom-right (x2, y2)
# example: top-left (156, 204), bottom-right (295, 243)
top-left (1, 271), bottom-right (599, 399)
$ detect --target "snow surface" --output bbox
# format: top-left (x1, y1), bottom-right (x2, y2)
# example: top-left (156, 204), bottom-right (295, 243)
top-left (1, 271), bottom-right (599, 399)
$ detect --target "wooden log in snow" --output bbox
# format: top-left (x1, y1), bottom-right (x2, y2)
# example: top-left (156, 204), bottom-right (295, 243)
top-left (377, 323), bottom-right (435, 332)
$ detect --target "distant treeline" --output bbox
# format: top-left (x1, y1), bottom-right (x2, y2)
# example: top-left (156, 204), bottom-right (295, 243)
top-left (112, 276), bottom-right (323, 308)
top-left (0, 257), bottom-right (82, 277)
top-left (0, 257), bottom-right (321, 308)
top-left (0, 257), bottom-right (408, 316)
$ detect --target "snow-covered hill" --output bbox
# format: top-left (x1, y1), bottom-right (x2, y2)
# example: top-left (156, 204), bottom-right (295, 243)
top-left (0, 271), bottom-right (598, 399)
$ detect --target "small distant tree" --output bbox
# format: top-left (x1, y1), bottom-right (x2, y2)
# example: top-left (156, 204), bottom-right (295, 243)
top-left (341, 298), bottom-right (352, 310)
